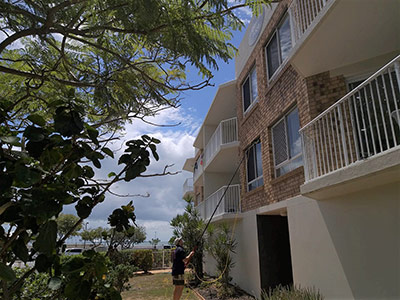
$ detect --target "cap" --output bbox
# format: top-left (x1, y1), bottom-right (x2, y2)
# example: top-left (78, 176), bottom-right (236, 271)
top-left (174, 238), bottom-right (183, 246)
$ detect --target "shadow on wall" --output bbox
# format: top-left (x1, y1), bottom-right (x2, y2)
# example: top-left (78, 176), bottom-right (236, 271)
top-left (317, 182), bottom-right (400, 299)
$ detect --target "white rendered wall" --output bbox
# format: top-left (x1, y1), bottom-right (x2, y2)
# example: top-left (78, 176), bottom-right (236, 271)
top-left (287, 183), bottom-right (400, 299)
top-left (203, 212), bottom-right (262, 298)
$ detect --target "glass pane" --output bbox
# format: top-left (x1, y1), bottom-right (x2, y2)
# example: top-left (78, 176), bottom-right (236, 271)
top-left (279, 15), bottom-right (292, 62)
top-left (276, 155), bottom-right (303, 177)
top-left (287, 108), bottom-right (301, 158)
top-left (247, 146), bottom-right (255, 182)
top-left (243, 78), bottom-right (251, 111)
top-left (250, 68), bottom-right (258, 101)
top-left (266, 33), bottom-right (279, 79)
top-left (255, 142), bottom-right (263, 177)
top-left (272, 119), bottom-right (288, 166)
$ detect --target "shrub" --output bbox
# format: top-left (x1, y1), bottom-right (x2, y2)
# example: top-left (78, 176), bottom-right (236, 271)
top-left (132, 249), bottom-right (153, 273)
top-left (107, 264), bottom-right (137, 293)
top-left (261, 285), bottom-right (323, 300)
top-left (152, 249), bottom-right (173, 269)
top-left (13, 268), bottom-right (52, 300)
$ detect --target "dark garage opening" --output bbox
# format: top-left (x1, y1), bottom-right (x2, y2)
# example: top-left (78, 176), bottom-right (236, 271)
top-left (257, 214), bottom-right (293, 293)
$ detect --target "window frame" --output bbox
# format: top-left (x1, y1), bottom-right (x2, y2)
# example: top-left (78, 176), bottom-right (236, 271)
top-left (265, 13), bottom-right (292, 80)
top-left (245, 140), bottom-right (263, 192)
top-left (271, 106), bottom-right (303, 178)
top-left (242, 66), bottom-right (258, 113)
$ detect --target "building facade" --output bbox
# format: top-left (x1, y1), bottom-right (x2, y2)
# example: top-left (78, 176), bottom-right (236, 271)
top-left (183, 0), bottom-right (400, 299)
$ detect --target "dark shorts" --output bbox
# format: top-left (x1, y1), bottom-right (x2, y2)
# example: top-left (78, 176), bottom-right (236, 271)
top-left (172, 274), bottom-right (184, 286)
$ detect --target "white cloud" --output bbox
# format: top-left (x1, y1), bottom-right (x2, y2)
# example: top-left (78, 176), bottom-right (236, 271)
top-left (64, 107), bottom-right (198, 243)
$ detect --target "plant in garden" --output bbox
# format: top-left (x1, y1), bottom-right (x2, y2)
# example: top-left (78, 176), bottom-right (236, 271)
top-left (170, 194), bottom-right (205, 285)
top-left (261, 285), bottom-right (324, 300)
top-left (206, 223), bottom-right (237, 298)
top-left (131, 249), bottom-right (154, 273)
top-left (0, 0), bottom-right (271, 298)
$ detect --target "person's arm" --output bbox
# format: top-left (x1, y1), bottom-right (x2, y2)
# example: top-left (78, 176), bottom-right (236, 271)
top-left (183, 250), bottom-right (195, 266)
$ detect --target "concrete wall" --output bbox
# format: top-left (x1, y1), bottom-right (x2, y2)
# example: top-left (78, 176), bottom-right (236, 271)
top-left (203, 213), bottom-right (262, 298)
top-left (287, 183), bottom-right (400, 299)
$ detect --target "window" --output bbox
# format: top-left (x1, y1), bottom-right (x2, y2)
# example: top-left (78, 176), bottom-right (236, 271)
top-left (246, 140), bottom-right (263, 191)
top-left (272, 107), bottom-right (303, 177)
top-left (266, 14), bottom-right (292, 79)
top-left (242, 67), bottom-right (258, 112)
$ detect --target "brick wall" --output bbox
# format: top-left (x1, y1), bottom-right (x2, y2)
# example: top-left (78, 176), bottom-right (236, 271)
top-left (236, 0), bottom-right (347, 212)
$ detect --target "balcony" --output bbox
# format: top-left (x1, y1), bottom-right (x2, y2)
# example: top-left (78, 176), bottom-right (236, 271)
top-left (196, 185), bottom-right (241, 221)
top-left (289, 0), bottom-right (400, 77)
top-left (300, 55), bottom-right (400, 185)
top-left (203, 117), bottom-right (239, 171)
top-left (182, 178), bottom-right (194, 198)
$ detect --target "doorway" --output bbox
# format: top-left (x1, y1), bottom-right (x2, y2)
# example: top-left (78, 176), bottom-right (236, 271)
top-left (256, 215), bottom-right (293, 293)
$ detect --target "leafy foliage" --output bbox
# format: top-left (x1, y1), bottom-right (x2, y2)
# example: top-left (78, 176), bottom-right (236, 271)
top-left (102, 225), bottom-right (146, 250)
top-left (79, 227), bottom-right (105, 248)
top-left (206, 223), bottom-right (237, 296)
top-left (150, 237), bottom-right (161, 248)
top-left (261, 285), bottom-right (324, 300)
top-left (170, 194), bottom-right (205, 284)
top-left (131, 249), bottom-right (154, 273)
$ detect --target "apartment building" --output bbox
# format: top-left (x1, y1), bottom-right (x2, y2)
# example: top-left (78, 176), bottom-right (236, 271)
top-left (183, 0), bottom-right (400, 299)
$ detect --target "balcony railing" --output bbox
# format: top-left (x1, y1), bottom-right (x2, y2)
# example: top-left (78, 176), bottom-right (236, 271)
top-left (196, 185), bottom-right (240, 220)
top-left (300, 55), bottom-right (400, 182)
top-left (183, 178), bottom-right (194, 196)
top-left (204, 117), bottom-right (238, 167)
top-left (289, 0), bottom-right (331, 44)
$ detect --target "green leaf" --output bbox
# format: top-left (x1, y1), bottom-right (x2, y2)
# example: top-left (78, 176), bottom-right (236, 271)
top-left (86, 125), bottom-right (99, 145)
top-left (28, 114), bottom-right (46, 126)
top-left (64, 278), bottom-right (91, 300)
top-left (14, 164), bottom-right (41, 187)
top-left (0, 263), bottom-right (16, 282)
top-left (35, 254), bottom-right (52, 272)
top-left (76, 200), bottom-right (92, 219)
top-left (48, 277), bottom-right (62, 290)
top-left (92, 158), bottom-right (101, 169)
top-left (12, 238), bottom-right (29, 262)
top-left (149, 144), bottom-right (159, 161)
top-left (62, 257), bottom-right (85, 273)
top-left (0, 136), bottom-right (20, 145)
top-left (24, 125), bottom-right (45, 142)
top-left (33, 220), bottom-right (57, 255)
top-left (151, 137), bottom-right (161, 144)
top-left (102, 147), bottom-right (114, 158)
top-left (108, 172), bottom-right (116, 178)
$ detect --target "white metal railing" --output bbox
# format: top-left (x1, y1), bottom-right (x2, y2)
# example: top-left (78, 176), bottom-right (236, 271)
top-left (196, 185), bottom-right (241, 220)
top-left (301, 55), bottom-right (400, 182)
top-left (182, 178), bottom-right (193, 196)
top-left (289, 0), bottom-right (331, 44)
top-left (204, 117), bottom-right (238, 167)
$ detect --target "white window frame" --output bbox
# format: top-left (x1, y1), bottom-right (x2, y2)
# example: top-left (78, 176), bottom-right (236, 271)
top-left (271, 107), bottom-right (302, 177)
top-left (246, 140), bottom-right (263, 191)
top-left (242, 66), bottom-right (258, 113)
top-left (265, 13), bottom-right (292, 81)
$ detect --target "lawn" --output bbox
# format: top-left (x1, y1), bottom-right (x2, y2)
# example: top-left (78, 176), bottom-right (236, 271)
top-left (122, 272), bottom-right (199, 300)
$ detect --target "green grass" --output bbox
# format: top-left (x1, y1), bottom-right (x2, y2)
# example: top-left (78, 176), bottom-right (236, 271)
top-left (122, 272), bottom-right (198, 300)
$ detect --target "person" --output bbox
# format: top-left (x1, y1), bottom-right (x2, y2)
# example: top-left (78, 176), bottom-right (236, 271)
top-left (172, 238), bottom-right (194, 300)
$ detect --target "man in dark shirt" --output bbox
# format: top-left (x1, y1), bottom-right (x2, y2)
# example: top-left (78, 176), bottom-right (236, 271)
top-left (172, 238), bottom-right (194, 300)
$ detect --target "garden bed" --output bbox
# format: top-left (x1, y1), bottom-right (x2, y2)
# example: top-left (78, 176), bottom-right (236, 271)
top-left (193, 282), bottom-right (255, 300)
